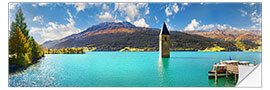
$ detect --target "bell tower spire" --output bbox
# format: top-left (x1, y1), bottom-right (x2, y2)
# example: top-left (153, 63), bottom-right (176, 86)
top-left (159, 22), bottom-right (170, 58)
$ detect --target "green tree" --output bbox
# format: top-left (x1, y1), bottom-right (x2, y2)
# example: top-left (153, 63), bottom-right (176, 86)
top-left (28, 37), bottom-right (42, 60)
top-left (9, 8), bottom-right (45, 66)
top-left (9, 27), bottom-right (30, 66)
top-left (39, 45), bottom-right (45, 57)
top-left (10, 8), bottom-right (29, 39)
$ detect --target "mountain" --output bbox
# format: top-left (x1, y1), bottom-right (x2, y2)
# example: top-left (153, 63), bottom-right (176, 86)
top-left (183, 29), bottom-right (262, 44)
top-left (42, 22), bottom-right (258, 51)
top-left (83, 22), bottom-right (137, 32)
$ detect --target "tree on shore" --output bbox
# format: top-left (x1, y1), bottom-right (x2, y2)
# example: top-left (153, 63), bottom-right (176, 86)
top-left (28, 37), bottom-right (44, 60)
top-left (9, 27), bottom-right (30, 66)
top-left (9, 8), bottom-right (45, 66)
top-left (10, 8), bottom-right (29, 39)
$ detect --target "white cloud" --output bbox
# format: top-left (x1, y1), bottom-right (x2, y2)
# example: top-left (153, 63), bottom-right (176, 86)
top-left (250, 23), bottom-right (261, 30)
top-left (246, 3), bottom-right (261, 30)
top-left (102, 4), bottom-right (109, 10)
top-left (248, 9), bottom-right (261, 30)
top-left (181, 3), bottom-right (189, 11)
top-left (184, 19), bottom-right (245, 31)
top-left (216, 24), bottom-right (228, 30)
top-left (115, 3), bottom-right (139, 22)
top-left (88, 3), bottom-right (102, 7)
top-left (183, 3), bottom-right (189, 6)
top-left (32, 4), bottom-right (37, 7)
top-left (38, 3), bottom-right (48, 6)
top-left (97, 12), bottom-right (114, 22)
top-left (183, 19), bottom-right (228, 31)
top-left (114, 19), bottom-right (123, 23)
top-left (33, 16), bottom-right (43, 23)
top-left (240, 9), bottom-right (247, 16)
top-left (125, 16), bottom-right (132, 22)
top-left (113, 3), bottom-right (119, 12)
top-left (250, 25), bottom-right (257, 30)
top-left (250, 3), bottom-right (255, 6)
top-left (184, 19), bottom-right (199, 31)
top-left (32, 3), bottom-right (49, 7)
top-left (9, 3), bottom-right (19, 10)
top-left (165, 3), bottom-right (179, 16)
top-left (154, 16), bottom-right (159, 23)
top-left (97, 12), bottom-right (123, 22)
top-left (66, 3), bottom-right (86, 12)
top-left (165, 7), bottom-right (173, 16)
top-left (67, 9), bottom-right (72, 17)
top-left (166, 18), bottom-right (170, 22)
top-left (250, 10), bottom-right (261, 23)
top-left (29, 9), bottom-right (81, 43)
top-left (215, 24), bottom-right (244, 30)
top-left (166, 24), bottom-right (174, 30)
top-left (145, 7), bottom-right (150, 15)
top-left (241, 3), bottom-right (261, 30)
top-left (74, 3), bottom-right (86, 12)
top-left (172, 3), bottom-right (179, 13)
top-left (113, 3), bottom-right (149, 23)
top-left (133, 18), bottom-right (149, 27)
top-left (196, 24), bottom-right (215, 30)
top-left (33, 16), bottom-right (42, 21)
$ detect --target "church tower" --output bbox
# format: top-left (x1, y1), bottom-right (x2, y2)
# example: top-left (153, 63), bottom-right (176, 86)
top-left (159, 22), bottom-right (170, 58)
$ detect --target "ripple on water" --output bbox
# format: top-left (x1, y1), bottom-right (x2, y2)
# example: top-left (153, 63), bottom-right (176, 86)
top-left (9, 52), bottom-right (261, 87)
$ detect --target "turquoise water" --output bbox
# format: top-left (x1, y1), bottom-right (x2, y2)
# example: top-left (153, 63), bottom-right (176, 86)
top-left (9, 51), bottom-right (261, 87)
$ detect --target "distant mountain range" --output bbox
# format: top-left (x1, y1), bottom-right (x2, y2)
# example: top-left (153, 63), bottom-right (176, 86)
top-left (42, 22), bottom-right (261, 51)
top-left (183, 29), bottom-right (261, 44)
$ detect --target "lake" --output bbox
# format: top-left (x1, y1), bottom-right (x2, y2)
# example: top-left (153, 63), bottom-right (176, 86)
top-left (9, 51), bottom-right (261, 87)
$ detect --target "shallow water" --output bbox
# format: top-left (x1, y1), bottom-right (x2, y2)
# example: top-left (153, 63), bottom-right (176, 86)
top-left (9, 51), bottom-right (261, 87)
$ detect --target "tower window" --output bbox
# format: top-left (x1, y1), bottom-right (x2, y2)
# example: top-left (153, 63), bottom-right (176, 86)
top-left (164, 37), bottom-right (167, 41)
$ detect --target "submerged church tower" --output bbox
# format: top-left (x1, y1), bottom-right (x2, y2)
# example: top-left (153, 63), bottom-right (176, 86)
top-left (159, 22), bottom-right (170, 58)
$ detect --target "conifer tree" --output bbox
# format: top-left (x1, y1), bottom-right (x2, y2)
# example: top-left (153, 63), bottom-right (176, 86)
top-left (9, 27), bottom-right (29, 66)
top-left (28, 37), bottom-right (41, 60)
top-left (10, 8), bottom-right (29, 39)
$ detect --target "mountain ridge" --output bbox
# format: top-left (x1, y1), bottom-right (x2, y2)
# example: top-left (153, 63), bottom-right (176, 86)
top-left (82, 22), bottom-right (138, 33)
top-left (183, 29), bottom-right (261, 44)
top-left (42, 22), bottom-right (261, 51)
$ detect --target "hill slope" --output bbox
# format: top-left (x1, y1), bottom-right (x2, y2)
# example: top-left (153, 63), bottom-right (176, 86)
top-left (42, 22), bottom-right (254, 51)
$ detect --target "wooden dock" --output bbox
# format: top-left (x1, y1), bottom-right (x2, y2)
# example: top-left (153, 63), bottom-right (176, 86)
top-left (213, 60), bottom-right (240, 82)
top-left (225, 65), bottom-right (239, 82)
top-left (210, 60), bottom-right (255, 83)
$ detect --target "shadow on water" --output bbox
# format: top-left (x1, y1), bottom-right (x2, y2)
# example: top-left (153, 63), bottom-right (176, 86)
top-left (9, 58), bottom-right (43, 75)
top-left (158, 58), bottom-right (170, 86)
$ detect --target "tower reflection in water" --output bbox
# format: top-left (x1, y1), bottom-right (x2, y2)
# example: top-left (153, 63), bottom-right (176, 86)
top-left (158, 58), bottom-right (170, 86)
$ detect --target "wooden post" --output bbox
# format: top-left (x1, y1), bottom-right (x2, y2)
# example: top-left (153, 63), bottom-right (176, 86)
top-left (215, 66), bottom-right (218, 82)
top-left (226, 70), bottom-right (228, 79)
top-left (235, 74), bottom-right (237, 82)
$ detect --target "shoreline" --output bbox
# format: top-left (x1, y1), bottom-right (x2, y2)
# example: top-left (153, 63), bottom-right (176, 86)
top-left (81, 51), bottom-right (262, 52)
top-left (9, 57), bottom-right (44, 74)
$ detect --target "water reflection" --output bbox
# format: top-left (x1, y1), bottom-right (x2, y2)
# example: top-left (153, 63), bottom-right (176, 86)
top-left (158, 58), bottom-right (170, 86)
top-left (208, 77), bottom-right (237, 87)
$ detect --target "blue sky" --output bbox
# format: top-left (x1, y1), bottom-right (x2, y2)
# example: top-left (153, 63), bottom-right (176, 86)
top-left (8, 2), bottom-right (262, 44)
